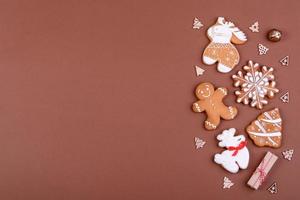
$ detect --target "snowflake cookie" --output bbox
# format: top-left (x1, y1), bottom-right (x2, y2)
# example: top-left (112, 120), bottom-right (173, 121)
top-left (232, 60), bottom-right (279, 109)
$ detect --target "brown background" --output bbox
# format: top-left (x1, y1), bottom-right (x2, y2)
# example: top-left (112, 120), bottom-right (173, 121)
top-left (0, 0), bottom-right (299, 199)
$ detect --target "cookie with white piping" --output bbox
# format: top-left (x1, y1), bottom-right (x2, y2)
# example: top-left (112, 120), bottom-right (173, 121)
top-left (214, 128), bottom-right (249, 173)
top-left (192, 82), bottom-right (238, 130)
top-left (246, 108), bottom-right (282, 148)
top-left (203, 17), bottom-right (247, 73)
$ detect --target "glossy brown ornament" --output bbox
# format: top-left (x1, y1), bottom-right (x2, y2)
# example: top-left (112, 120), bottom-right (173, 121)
top-left (267, 29), bottom-right (282, 42)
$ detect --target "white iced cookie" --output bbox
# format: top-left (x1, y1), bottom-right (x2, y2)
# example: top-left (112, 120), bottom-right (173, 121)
top-left (203, 17), bottom-right (247, 73)
top-left (214, 128), bottom-right (249, 173)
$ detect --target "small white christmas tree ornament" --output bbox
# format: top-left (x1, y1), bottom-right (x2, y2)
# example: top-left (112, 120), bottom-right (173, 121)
top-left (258, 44), bottom-right (269, 55)
top-left (268, 182), bottom-right (278, 194)
top-left (249, 21), bottom-right (259, 32)
top-left (195, 66), bottom-right (205, 76)
top-left (193, 17), bottom-right (203, 29)
top-left (280, 92), bottom-right (289, 103)
top-left (223, 177), bottom-right (234, 189)
top-left (195, 137), bottom-right (206, 149)
top-left (282, 149), bottom-right (294, 161)
top-left (280, 56), bottom-right (289, 66)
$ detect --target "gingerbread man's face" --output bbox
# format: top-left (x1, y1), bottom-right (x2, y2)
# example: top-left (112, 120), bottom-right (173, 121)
top-left (196, 83), bottom-right (214, 100)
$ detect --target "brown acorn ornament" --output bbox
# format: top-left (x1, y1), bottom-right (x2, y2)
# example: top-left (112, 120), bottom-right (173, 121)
top-left (267, 29), bottom-right (282, 42)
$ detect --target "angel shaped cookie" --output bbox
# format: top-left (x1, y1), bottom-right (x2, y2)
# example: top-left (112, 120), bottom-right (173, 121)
top-left (203, 17), bottom-right (247, 73)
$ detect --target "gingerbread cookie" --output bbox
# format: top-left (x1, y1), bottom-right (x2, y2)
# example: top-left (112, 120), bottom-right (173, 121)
top-left (232, 60), bottom-right (279, 109)
top-left (214, 128), bottom-right (249, 173)
top-left (246, 108), bottom-right (282, 148)
top-left (192, 82), bottom-right (238, 130)
top-left (203, 17), bottom-right (247, 73)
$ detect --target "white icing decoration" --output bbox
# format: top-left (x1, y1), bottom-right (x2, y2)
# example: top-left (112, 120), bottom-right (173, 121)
top-left (261, 118), bottom-right (281, 124)
top-left (207, 17), bottom-right (247, 44)
top-left (217, 63), bottom-right (232, 73)
top-left (218, 88), bottom-right (227, 95)
top-left (232, 60), bottom-right (279, 109)
top-left (253, 120), bottom-right (279, 145)
top-left (248, 131), bottom-right (281, 137)
top-left (205, 121), bottom-right (216, 128)
top-left (255, 120), bottom-right (266, 132)
top-left (263, 112), bottom-right (281, 127)
top-left (228, 106), bottom-right (235, 118)
top-left (214, 128), bottom-right (249, 173)
top-left (203, 56), bottom-right (217, 65)
top-left (268, 138), bottom-right (277, 145)
top-left (243, 71), bottom-right (270, 99)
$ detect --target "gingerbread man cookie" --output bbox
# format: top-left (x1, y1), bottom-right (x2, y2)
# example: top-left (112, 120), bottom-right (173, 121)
top-left (214, 128), bottom-right (249, 173)
top-left (203, 17), bottom-right (247, 73)
top-left (192, 82), bottom-right (238, 130)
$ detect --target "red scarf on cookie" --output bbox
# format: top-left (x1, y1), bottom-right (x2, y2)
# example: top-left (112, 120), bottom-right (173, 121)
top-left (227, 141), bottom-right (247, 156)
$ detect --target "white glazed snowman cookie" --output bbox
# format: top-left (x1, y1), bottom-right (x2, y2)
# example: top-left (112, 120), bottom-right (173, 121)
top-left (203, 17), bottom-right (247, 73)
top-left (214, 128), bottom-right (249, 173)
